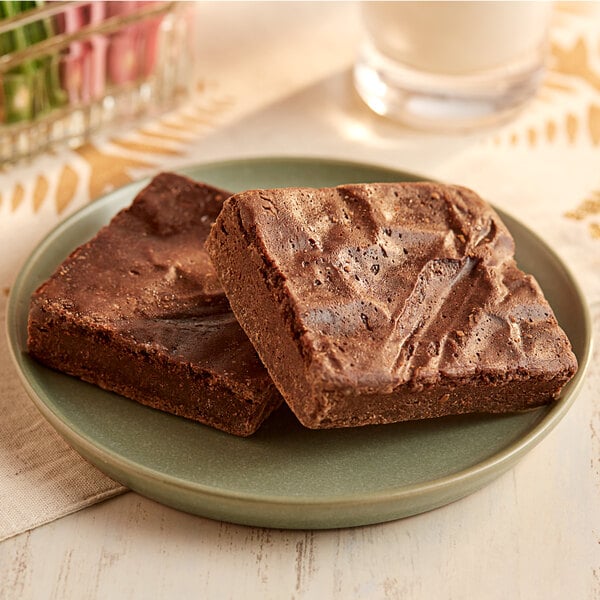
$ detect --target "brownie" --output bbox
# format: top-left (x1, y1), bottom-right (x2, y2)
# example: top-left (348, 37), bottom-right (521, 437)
top-left (27, 173), bottom-right (282, 436)
top-left (206, 182), bottom-right (578, 429)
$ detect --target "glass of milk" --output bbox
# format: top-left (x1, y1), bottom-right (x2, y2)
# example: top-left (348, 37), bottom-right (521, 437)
top-left (354, 1), bottom-right (552, 130)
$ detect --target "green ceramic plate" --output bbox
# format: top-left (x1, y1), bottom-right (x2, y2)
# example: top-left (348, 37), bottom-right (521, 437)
top-left (6, 157), bottom-right (592, 529)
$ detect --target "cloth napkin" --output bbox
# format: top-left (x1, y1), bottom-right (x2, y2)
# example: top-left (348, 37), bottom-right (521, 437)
top-left (1, 2), bottom-right (599, 542)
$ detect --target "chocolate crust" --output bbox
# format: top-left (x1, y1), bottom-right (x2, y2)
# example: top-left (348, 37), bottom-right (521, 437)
top-left (27, 173), bottom-right (282, 436)
top-left (206, 182), bottom-right (578, 429)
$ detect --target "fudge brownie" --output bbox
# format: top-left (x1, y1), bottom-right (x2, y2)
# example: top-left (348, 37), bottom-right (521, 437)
top-left (206, 182), bottom-right (578, 429)
top-left (28, 173), bottom-right (282, 436)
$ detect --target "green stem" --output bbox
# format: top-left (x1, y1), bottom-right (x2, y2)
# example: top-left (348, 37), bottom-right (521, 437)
top-left (0, 0), bottom-right (66, 124)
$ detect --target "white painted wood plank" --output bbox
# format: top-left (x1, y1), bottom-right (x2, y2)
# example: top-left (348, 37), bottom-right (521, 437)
top-left (0, 395), bottom-right (595, 600)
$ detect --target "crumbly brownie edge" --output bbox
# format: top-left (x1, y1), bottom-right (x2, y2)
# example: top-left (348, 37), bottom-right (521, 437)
top-left (206, 196), bottom-right (326, 427)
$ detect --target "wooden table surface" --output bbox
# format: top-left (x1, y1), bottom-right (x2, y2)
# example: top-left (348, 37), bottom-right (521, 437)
top-left (1, 3), bottom-right (598, 598)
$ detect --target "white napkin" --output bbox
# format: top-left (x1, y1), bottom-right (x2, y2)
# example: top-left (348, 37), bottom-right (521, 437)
top-left (0, 295), bottom-right (126, 542)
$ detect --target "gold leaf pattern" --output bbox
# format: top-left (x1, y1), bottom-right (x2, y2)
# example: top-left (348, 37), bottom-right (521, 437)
top-left (155, 120), bottom-right (197, 133)
top-left (11, 184), bottom-right (24, 212)
top-left (565, 193), bottom-right (600, 221)
top-left (136, 129), bottom-right (190, 143)
top-left (546, 119), bottom-right (557, 143)
top-left (551, 37), bottom-right (600, 92)
top-left (32, 176), bottom-right (49, 213)
top-left (109, 139), bottom-right (184, 157)
top-left (543, 80), bottom-right (575, 93)
top-left (55, 165), bottom-right (78, 214)
top-left (566, 112), bottom-right (578, 143)
top-left (589, 104), bottom-right (600, 145)
top-left (565, 191), bottom-right (600, 241)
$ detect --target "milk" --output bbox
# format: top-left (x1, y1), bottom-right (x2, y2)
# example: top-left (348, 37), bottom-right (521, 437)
top-left (362, 1), bottom-right (552, 76)
top-left (354, 1), bottom-right (552, 129)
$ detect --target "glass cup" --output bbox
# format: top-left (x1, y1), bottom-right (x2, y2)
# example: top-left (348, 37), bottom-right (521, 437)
top-left (353, 1), bottom-right (552, 131)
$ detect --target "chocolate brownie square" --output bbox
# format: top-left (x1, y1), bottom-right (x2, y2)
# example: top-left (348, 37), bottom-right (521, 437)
top-left (206, 182), bottom-right (577, 429)
top-left (28, 173), bottom-right (282, 436)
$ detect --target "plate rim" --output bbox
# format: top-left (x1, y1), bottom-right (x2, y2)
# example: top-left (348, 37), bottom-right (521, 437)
top-left (5, 156), bottom-right (593, 521)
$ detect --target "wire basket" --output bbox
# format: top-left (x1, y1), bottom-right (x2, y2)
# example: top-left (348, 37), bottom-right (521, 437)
top-left (0, 1), bottom-right (195, 163)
